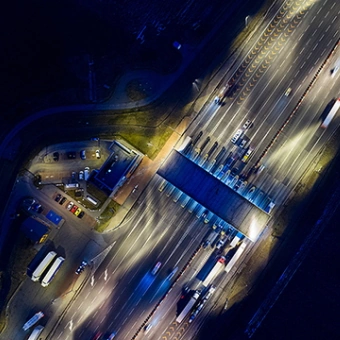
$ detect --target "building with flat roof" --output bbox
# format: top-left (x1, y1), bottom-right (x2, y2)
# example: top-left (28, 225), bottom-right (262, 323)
top-left (91, 140), bottom-right (143, 196)
top-left (157, 150), bottom-right (269, 242)
top-left (20, 217), bottom-right (49, 244)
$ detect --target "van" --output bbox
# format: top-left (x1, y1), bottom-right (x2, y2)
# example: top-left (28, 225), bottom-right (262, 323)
top-left (86, 195), bottom-right (98, 206)
top-left (64, 183), bottom-right (79, 189)
top-left (84, 167), bottom-right (90, 181)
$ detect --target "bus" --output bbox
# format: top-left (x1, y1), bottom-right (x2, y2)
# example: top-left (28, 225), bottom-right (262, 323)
top-left (31, 251), bottom-right (57, 282)
top-left (28, 325), bottom-right (44, 340)
top-left (41, 256), bottom-right (65, 287)
top-left (321, 98), bottom-right (340, 128)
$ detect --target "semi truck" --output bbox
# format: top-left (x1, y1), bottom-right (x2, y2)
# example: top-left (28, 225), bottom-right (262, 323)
top-left (225, 242), bottom-right (247, 273)
top-left (189, 285), bottom-right (216, 323)
top-left (202, 230), bottom-right (219, 248)
top-left (214, 86), bottom-right (227, 104)
top-left (41, 256), bottom-right (65, 287)
top-left (28, 325), bottom-right (44, 340)
top-left (23, 312), bottom-right (44, 331)
top-left (31, 251), bottom-right (57, 282)
top-left (197, 256), bottom-right (217, 282)
top-left (321, 98), bottom-right (340, 128)
top-left (202, 256), bottom-right (225, 287)
top-left (230, 232), bottom-right (243, 247)
top-left (176, 290), bottom-right (200, 323)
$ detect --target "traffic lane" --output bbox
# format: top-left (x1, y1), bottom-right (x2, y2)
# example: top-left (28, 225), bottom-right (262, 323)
top-left (100, 211), bottom-right (207, 334)
top-left (148, 249), bottom-right (216, 340)
top-left (212, 1), bottom-right (340, 153)
top-left (252, 41), bottom-right (340, 182)
top-left (261, 80), bottom-right (340, 202)
top-left (90, 194), bottom-right (211, 338)
top-left (53, 190), bottom-right (202, 338)
top-left (119, 220), bottom-right (210, 340)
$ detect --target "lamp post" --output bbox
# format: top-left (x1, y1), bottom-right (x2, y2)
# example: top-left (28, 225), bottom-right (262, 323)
top-left (245, 15), bottom-right (250, 28)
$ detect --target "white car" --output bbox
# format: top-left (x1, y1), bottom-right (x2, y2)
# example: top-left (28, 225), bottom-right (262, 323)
top-left (284, 87), bottom-right (292, 96)
top-left (66, 202), bottom-right (74, 210)
top-left (231, 129), bottom-right (243, 144)
top-left (151, 262), bottom-right (162, 275)
top-left (95, 150), bottom-right (101, 159)
top-left (144, 324), bottom-right (153, 334)
top-left (331, 65), bottom-right (339, 77)
top-left (242, 119), bottom-right (252, 129)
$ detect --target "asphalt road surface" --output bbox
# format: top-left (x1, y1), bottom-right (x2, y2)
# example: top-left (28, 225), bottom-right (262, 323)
top-left (2, 1), bottom-right (340, 340)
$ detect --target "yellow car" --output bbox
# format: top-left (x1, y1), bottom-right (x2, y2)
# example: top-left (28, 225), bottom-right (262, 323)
top-left (74, 207), bottom-right (82, 216)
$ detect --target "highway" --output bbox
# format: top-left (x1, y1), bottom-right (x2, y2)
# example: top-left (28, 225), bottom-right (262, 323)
top-left (185, 0), bottom-right (340, 210)
top-left (47, 175), bottom-right (212, 339)
top-left (2, 0), bottom-right (340, 340)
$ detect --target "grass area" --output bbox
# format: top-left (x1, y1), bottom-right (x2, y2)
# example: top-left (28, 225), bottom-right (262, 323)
top-left (118, 125), bottom-right (174, 159)
top-left (0, 233), bottom-right (37, 333)
top-left (86, 182), bottom-right (109, 209)
top-left (95, 200), bottom-right (121, 233)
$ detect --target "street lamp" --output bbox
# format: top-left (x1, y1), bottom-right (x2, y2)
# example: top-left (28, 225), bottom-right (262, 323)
top-left (245, 15), bottom-right (250, 28)
top-left (192, 79), bottom-right (200, 92)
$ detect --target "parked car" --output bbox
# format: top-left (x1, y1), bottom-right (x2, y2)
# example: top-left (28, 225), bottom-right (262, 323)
top-left (60, 197), bottom-right (67, 205)
top-left (75, 260), bottom-right (87, 275)
top-left (31, 203), bottom-right (43, 213)
top-left (55, 194), bottom-right (62, 202)
top-left (95, 150), bottom-right (101, 159)
top-left (78, 171), bottom-right (84, 181)
top-left (78, 211), bottom-right (85, 219)
top-left (80, 150), bottom-right (86, 160)
top-left (67, 202), bottom-right (74, 210)
top-left (53, 152), bottom-right (59, 161)
top-left (70, 205), bottom-right (78, 214)
top-left (67, 151), bottom-right (76, 159)
top-left (74, 207), bottom-right (82, 216)
top-left (84, 167), bottom-right (90, 181)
